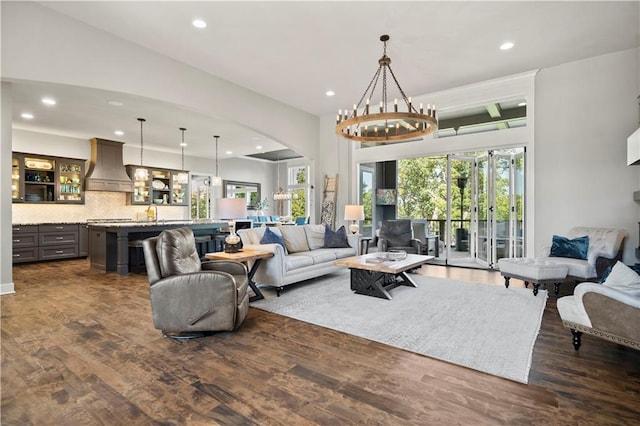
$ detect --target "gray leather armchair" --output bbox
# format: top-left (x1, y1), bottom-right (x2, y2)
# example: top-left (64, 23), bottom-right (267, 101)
top-left (142, 227), bottom-right (249, 338)
top-left (377, 219), bottom-right (422, 254)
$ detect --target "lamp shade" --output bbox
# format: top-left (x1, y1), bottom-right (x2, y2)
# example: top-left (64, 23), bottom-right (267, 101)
top-left (344, 205), bottom-right (365, 221)
top-left (215, 198), bottom-right (247, 219)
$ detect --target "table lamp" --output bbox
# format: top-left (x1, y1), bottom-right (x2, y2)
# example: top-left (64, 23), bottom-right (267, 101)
top-left (215, 198), bottom-right (247, 253)
top-left (344, 205), bottom-right (365, 234)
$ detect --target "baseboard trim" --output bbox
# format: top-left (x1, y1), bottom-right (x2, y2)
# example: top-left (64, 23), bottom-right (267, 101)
top-left (1, 282), bottom-right (16, 295)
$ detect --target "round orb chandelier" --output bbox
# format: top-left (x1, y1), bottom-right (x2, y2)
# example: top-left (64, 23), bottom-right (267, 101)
top-left (335, 35), bottom-right (438, 143)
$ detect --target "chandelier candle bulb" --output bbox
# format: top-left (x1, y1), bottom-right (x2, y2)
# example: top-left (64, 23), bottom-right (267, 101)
top-left (420, 103), bottom-right (424, 114)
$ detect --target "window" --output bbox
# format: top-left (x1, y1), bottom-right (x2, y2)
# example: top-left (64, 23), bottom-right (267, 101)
top-left (288, 165), bottom-right (309, 219)
top-left (190, 175), bottom-right (212, 219)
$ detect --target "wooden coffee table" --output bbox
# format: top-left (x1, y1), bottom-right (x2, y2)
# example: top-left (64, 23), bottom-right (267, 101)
top-left (205, 249), bottom-right (273, 302)
top-left (334, 253), bottom-right (434, 300)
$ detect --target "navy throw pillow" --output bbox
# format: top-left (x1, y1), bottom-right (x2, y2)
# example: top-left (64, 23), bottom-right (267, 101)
top-left (549, 235), bottom-right (589, 260)
top-left (260, 227), bottom-right (287, 252)
top-left (324, 225), bottom-right (350, 248)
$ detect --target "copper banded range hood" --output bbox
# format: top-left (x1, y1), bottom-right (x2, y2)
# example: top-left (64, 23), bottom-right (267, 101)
top-left (85, 138), bottom-right (133, 192)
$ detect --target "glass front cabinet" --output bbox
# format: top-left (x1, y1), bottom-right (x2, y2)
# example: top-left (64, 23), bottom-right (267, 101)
top-left (126, 166), bottom-right (189, 206)
top-left (11, 155), bottom-right (23, 202)
top-left (128, 165), bottom-right (151, 204)
top-left (171, 171), bottom-right (189, 205)
top-left (57, 159), bottom-right (85, 203)
top-left (13, 152), bottom-right (85, 204)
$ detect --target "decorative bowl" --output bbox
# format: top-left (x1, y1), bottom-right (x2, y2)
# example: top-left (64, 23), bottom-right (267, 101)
top-left (153, 198), bottom-right (163, 204)
top-left (388, 250), bottom-right (407, 261)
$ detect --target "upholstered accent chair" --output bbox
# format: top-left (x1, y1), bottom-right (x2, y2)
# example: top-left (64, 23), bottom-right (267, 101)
top-left (142, 227), bottom-right (249, 338)
top-left (411, 221), bottom-right (439, 257)
top-left (542, 227), bottom-right (627, 281)
top-left (377, 219), bottom-right (422, 254)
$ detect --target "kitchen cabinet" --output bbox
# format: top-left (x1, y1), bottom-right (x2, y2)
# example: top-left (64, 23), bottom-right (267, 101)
top-left (12, 223), bottom-right (87, 264)
top-left (126, 166), bottom-right (189, 206)
top-left (11, 156), bottom-right (23, 202)
top-left (13, 152), bottom-right (85, 204)
top-left (12, 225), bottom-right (39, 263)
top-left (24, 155), bottom-right (55, 202)
top-left (171, 171), bottom-right (189, 205)
top-left (79, 224), bottom-right (89, 257)
top-left (57, 159), bottom-right (85, 203)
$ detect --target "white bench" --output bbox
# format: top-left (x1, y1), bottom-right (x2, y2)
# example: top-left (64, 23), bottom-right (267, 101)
top-left (498, 258), bottom-right (569, 296)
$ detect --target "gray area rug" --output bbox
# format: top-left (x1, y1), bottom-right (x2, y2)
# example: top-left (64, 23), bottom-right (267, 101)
top-left (253, 270), bottom-right (548, 383)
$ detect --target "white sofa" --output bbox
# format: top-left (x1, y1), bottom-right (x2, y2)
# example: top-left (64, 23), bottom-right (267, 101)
top-left (541, 227), bottom-right (628, 281)
top-left (237, 225), bottom-right (359, 296)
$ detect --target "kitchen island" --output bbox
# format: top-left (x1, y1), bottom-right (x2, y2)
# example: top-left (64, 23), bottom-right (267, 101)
top-left (88, 220), bottom-right (227, 275)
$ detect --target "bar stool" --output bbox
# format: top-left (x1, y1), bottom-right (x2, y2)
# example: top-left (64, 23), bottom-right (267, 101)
top-left (128, 240), bottom-right (146, 274)
top-left (213, 234), bottom-right (227, 252)
top-left (194, 235), bottom-right (212, 260)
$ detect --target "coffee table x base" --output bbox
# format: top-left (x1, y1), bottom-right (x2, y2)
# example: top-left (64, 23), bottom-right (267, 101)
top-left (334, 253), bottom-right (434, 300)
top-left (350, 269), bottom-right (418, 300)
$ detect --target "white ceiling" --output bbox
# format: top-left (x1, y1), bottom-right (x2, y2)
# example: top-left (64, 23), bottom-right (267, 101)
top-left (8, 1), bottom-right (640, 160)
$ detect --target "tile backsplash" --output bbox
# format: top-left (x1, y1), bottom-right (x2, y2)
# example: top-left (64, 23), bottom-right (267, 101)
top-left (12, 191), bottom-right (189, 224)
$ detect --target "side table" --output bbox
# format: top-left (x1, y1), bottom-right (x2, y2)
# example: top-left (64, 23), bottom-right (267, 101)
top-left (205, 249), bottom-right (274, 302)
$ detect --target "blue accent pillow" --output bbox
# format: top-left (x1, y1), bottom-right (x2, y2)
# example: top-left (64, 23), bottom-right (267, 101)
top-left (260, 227), bottom-right (286, 252)
top-left (324, 225), bottom-right (350, 248)
top-left (549, 235), bottom-right (589, 260)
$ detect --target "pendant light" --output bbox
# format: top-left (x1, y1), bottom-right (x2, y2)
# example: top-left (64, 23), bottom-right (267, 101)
top-left (212, 135), bottom-right (222, 186)
top-left (134, 118), bottom-right (148, 180)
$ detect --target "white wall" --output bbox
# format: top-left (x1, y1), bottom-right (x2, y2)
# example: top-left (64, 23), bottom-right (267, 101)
top-left (1, 1), bottom-right (319, 159)
top-left (535, 48), bottom-right (639, 264)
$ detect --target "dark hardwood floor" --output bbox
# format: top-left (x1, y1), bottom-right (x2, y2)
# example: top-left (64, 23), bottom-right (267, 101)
top-left (2, 259), bottom-right (639, 425)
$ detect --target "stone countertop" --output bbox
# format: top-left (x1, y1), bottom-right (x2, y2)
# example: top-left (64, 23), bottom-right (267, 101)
top-left (87, 219), bottom-right (227, 228)
top-left (14, 219), bottom-right (227, 227)
top-left (13, 221), bottom-right (87, 226)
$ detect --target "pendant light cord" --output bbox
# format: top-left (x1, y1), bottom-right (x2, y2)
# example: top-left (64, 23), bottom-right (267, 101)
top-left (137, 118), bottom-right (146, 166)
top-left (180, 127), bottom-right (186, 170)
top-left (214, 135), bottom-right (220, 176)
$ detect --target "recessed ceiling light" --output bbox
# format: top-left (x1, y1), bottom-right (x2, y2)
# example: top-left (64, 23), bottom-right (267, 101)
top-left (114, 130), bottom-right (124, 136)
top-left (41, 97), bottom-right (56, 106)
top-left (21, 112), bottom-right (34, 119)
top-left (180, 142), bottom-right (187, 147)
top-left (326, 90), bottom-right (335, 97)
top-left (192, 19), bottom-right (207, 29)
top-left (500, 42), bottom-right (514, 51)
top-left (225, 150), bottom-right (232, 155)
top-left (107, 100), bottom-right (124, 107)
top-left (256, 145), bottom-right (263, 150)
